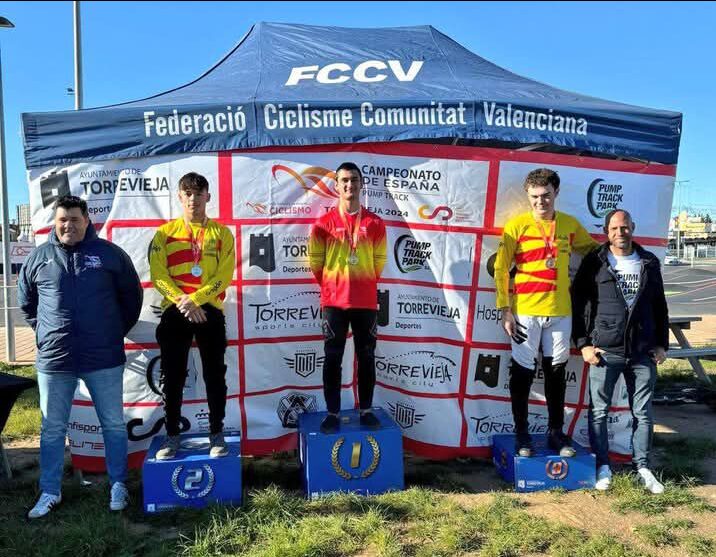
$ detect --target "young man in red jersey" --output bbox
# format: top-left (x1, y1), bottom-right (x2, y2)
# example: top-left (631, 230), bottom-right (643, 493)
top-left (149, 172), bottom-right (235, 460)
top-left (309, 162), bottom-right (387, 434)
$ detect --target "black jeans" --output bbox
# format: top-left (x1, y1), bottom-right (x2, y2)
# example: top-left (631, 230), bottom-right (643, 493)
top-left (156, 304), bottom-right (227, 436)
top-left (322, 307), bottom-right (378, 414)
top-left (509, 356), bottom-right (567, 433)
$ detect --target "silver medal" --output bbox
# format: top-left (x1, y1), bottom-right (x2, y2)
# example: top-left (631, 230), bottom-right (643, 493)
top-left (348, 253), bottom-right (359, 265)
top-left (191, 265), bottom-right (203, 277)
top-left (545, 257), bottom-right (556, 269)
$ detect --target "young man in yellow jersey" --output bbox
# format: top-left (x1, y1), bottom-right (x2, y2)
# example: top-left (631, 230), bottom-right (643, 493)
top-left (149, 172), bottom-right (235, 459)
top-left (494, 168), bottom-right (598, 457)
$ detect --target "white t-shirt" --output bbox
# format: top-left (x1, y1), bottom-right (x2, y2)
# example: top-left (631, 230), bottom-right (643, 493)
top-left (607, 251), bottom-right (642, 308)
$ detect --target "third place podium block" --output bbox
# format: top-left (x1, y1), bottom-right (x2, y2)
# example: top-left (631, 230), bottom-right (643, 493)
top-left (492, 434), bottom-right (596, 493)
top-left (298, 408), bottom-right (404, 499)
top-left (143, 432), bottom-right (242, 513)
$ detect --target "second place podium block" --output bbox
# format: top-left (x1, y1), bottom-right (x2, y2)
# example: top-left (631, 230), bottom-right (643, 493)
top-left (298, 408), bottom-right (404, 499)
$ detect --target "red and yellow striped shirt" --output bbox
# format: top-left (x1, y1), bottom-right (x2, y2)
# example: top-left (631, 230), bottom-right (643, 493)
top-left (149, 218), bottom-right (235, 311)
top-left (308, 207), bottom-right (387, 309)
top-left (494, 211), bottom-right (598, 316)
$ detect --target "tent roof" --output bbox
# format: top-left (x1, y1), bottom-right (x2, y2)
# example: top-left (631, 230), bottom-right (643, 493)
top-left (22, 22), bottom-right (682, 168)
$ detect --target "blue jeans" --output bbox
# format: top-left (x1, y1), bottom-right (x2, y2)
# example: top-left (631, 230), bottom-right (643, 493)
top-left (588, 352), bottom-right (657, 469)
top-left (37, 366), bottom-right (127, 495)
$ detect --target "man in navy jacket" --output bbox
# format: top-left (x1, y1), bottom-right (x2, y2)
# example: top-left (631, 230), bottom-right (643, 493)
top-left (18, 195), bottom-right (142, 518)
top-left (572, 209), bottom-right (668, 494)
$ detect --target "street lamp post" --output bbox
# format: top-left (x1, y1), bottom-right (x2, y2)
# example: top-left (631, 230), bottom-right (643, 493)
top-left (0, 16), bottom-right (14, 363)
top-left (674, 179), bottom-right (691, 260)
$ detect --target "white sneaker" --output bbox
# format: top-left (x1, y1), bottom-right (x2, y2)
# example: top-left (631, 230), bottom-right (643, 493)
top-left (27, 492), bottom-right (62, 519)
top-left (595, 465), bottom-right (612, 491)
top-left (110, 481), bottom-right (129, 511)
top-left (638, 467), bottom-right (665, 494)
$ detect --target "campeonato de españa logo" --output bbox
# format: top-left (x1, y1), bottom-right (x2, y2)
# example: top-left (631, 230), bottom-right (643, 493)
top-left (272, 164), bottom-right (339, 199)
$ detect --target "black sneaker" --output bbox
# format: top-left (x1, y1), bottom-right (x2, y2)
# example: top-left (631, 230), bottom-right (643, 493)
top-left (320, 414), bottom-right (340, 434)
top-left (548, 429), bottom-right (576, 457)
top-left (515, 432), bottom-right (533, 457)
top-left (360, 411), bottom-right (381, 429)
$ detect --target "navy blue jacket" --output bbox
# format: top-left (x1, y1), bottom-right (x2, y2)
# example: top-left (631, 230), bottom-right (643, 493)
top-left (18, 225), bottom-right (142, 372)
top-left (572, 242), bottom-right (669, 359)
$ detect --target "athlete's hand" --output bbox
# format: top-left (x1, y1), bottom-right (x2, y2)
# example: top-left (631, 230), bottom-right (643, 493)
top-left (177, 295), bottom-right (199, 314)
top-left (581, 345), bottom-right (605, 366)
top-left (650, 346), bottom-right (667, 365)
top-left (186, 306), bottom-right (207, 324)
top-left (501, 309), bottom-right (528, 344)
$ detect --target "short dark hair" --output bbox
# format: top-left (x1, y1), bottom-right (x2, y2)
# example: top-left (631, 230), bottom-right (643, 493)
top-left (54, 195), bottom-right (88, 217)
top-left (523, 168), bottom-right (560, 192)
top-left (335, 162), bottom-right (362, 182)
top-left (604, 208), bottom-right (634, 229)
top-left (178, 172), bottom-right (209, 192)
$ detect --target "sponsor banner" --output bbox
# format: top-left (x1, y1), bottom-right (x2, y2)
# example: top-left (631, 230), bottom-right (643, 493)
top-left (241, 222), bottom-right (313, 280)
top-left (232, 151), bottom-right (488, 227)
top-left (375, 339), bottom-right (463, 394)
top-left (244, 339), bottom-right (354, 393)
top-left (0, 242), bottom-right (36, 265)
top-left (572, 407), bottom-right (632, 455)
top-left (109, 226), bottom-right (158, 283)
top-left (493, 161), bottom-right (674, 238)
top-left (242, 284), bottom-right (322, 339)
top-left (375, 386), bottom-right (462, 447)
top-left (383, 226), bottom-right (475, 286)
top-left (464, 399), bottom-right (577, 447)
top-left (28, 154), bottom-right (219, 231)
top-left (531, 356), bottom-right (587, 406)
top-left (472, 289), bottom-right (507, 344)
top-left (243, 388), bottom-right (354, 440)
top-left (377, 285), bottom-right (469, 341)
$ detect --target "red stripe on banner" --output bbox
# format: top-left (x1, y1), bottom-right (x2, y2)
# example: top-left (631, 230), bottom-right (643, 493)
top-left (374, 219), bottom-right (482, 235)
top-left (470, 341), bottom-right (511, 350)
top-left (377, 334), bottom-right (465, 347)
top-left (513, 281), bottom-right (557, 295)
top-left (483, 160), bottom-right (499, 229)
top-left (245, 382), bottom-right (352, 397)
top-left (235, 227), bottom-right (249, 446)
top-left (517, 268), bottom-right (557, 281)
top-left (71, 450), bottom-right (147, 473)
top-left (514, 246), bottom-right (548, 264)
top-left (591, 233), bottom-right (668, 247)
top-left (242, 278), bottom-right (316, 287)
top-left (379, 278), bottom-right (471, 292)
top-left (242, 433), bottom-right (297, 455)
top-left (218, 151), bottom-right (233, 221)
top-left (402, 437), bottom-right (491, 460)
top-left (458, 235), bottom-right (483, 449)
top-left (73, 394), bottom-right (242, 408)
top-left (226, 142), bottom-right (676, 176)
top-left (566, 360), bottom-right (590, 438)
top-left (375, 381), bottom-right (460, 399)
top-left (243, 334), bottom-right (326, 345)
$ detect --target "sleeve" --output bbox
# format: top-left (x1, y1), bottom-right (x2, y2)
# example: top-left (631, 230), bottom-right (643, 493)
top-left (149, 228), bottom-right (185, 305)
top-left (650, 261), bottom-right (670, 350)
top-left (115, 246), bottom-right (143, 335)
top-left (373, 219), bottom-right (387, 278)
top-left (493, 221), bottom-right (517, 309)
top-left (17, 252), bottom-right (38, 330)
top-left (571, 254), bottom-right (596, 349)
top-left (573, 220), bottom-right (600, 256)
top-left (190, 226), bottom-right (236, 307)
top-left (308, 221), bottom-right (327, 285)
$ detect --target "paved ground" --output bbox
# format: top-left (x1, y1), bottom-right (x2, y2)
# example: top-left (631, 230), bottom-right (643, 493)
top-left (663, 261), bottom-right (716, 315)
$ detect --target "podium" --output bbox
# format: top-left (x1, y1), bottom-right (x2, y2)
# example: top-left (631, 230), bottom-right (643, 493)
top-left (142, 432), bottom-right (242, 513)
top-left (298, 408), bottom-right (404, 499)
top-left (492, 434), bottom-right (596, 493)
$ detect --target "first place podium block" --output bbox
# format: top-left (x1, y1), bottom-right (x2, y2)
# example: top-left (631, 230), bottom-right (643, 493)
top-left (143, 432), bottom-right (242, 513)
top-left (492, 434), bottom-right (596, 493)
top-left (298, 408), bottom-right (404, 499)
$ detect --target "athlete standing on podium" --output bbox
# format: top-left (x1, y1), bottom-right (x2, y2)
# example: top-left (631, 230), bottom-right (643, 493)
top-left (309, 162), bottom-right (387, 434)
top-left (149, 172), bottom-right (235, 460)
top-left (494, 168), bottom-right (598, 457)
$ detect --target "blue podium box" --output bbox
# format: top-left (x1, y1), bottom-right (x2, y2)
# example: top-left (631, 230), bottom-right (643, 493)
top-left (298, 408), bottom-right (404, 499)
top-left (142, 432), bottom-right (242, 513)
top-left (492, 434), bottom-right (596, 493)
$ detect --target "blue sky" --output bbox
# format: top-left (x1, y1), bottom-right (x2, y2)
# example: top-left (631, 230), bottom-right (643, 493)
top-left (1, 1), bottom-right (714, 217)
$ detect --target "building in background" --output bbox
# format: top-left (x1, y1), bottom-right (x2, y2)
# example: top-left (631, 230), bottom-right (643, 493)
top-left (16, 203), bottom-right (32, 241)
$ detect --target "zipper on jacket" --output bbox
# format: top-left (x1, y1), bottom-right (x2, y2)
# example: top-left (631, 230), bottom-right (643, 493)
top-left (67, 245), bottom-right (80, 371)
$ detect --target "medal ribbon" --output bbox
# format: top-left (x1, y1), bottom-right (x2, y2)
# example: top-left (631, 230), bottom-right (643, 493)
top-left (534, 217), bottom-right (557, 262)
top-left (184, 217), bottom-right (207, 269)
top-left (338, 205), bottom-right (362, 255)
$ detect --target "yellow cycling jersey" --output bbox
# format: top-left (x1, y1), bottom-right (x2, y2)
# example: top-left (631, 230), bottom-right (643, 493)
top-left (494, 211), bottom-right (598, 316)
top-left (149, 217), bottom-right (235, 311)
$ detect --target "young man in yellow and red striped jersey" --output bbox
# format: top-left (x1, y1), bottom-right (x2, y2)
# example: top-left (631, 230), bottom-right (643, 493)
top-left (494, 168), bottom-right (598, 458)
top-left (309, 162), bottom-right (387, 434)
top-left (149, 172), bottom-right (235, 460)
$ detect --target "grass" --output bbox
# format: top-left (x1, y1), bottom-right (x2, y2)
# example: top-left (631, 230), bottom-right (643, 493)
top-left (608, 472), bottom-right (714, 516)
top-left (0, 363), bottom-right (40, 441)
top-left (656, 358), bottom-right (716, 388)
top-left (653, 434), bottom-right (716, 483)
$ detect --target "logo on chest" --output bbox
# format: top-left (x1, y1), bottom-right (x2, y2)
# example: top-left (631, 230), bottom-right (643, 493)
top-left (84, 255), bottom-right (103, 269)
